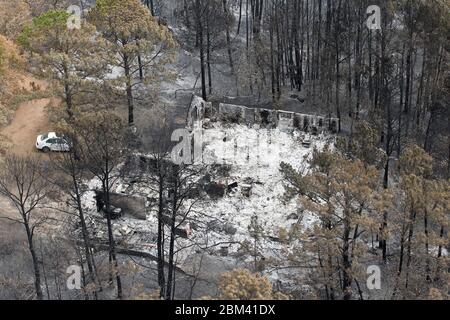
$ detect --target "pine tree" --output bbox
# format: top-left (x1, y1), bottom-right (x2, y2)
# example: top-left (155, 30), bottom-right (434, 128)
top-left (90, 0), bottom-right (177, 125)
top-left (217, 268), bottom-right (288, 300)
top-left (281, 147), bottom-right (385, 300)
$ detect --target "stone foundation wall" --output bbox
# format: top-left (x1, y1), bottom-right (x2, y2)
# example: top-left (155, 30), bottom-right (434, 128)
top-left (187, 95), bottom-right (339, 134)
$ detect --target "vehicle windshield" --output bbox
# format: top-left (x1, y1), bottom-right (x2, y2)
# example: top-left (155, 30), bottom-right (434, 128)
top-left (41, 133), bottom-right (49, 140)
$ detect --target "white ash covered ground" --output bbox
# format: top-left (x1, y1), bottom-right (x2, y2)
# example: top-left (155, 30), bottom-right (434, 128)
top-left (79, 123), bottom-right (334, 294)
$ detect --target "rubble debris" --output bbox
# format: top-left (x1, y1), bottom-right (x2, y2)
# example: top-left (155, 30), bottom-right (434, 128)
top-left (219, 246), bottom-right (229, 257)
top-left (113, 228), bottom-right (122, 238)
top-left (207, 220), bottom-right (237, 235)
top-left (290, 94), bottom-right (305, 103)
top-left (223, 224), bottom-right (237, 235)
top-left (202, 118), bottom-right (212, 129)
top-left (127, 230), bottom-right (157, 246)
top-left (241, 184), bottom-right (252, 198)
top-left (302, 136), bottom-right (312, 148)
top-left (227, 182), bottom-right (238, 193)
top-left (77, 97), bottom-right (332, 290)
top-left (85, 241), bottom-right (187, 274)
top-left (121, 154), bottom-right (173, 178)
top-left (95, 190), bottom-right (147, 220)
top-left (199, 173), bottom-right (212, 185)
top-left (243, 177), bottom-right (254, 184)
top-left (211, 164), bottom-right (232, 178)
top-left (160, 214), bottom-right (192, 239)
top-left (175, 227), bottom-right (190, 239)
top-left (267, 235), bottom-right (283, 243)
top-left (119, 225), bottom-right (133, 236)
top-left (94, 192), bottom-right (122, 219)
top-left (287, 212), bottom-right (300, 220)
top-left (203, 182), bottom-right (226, 199)
top-left (189, 221), bottom-right (199, 231)
top-left (110, 206), bottom-right (123, 219)
top-left (146, 196), bottom-right (158, 206)
top-left (184, 186), bottom-right (200, 199)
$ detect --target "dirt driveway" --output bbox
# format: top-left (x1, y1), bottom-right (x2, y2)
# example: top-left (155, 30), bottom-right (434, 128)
top-left (0, 78), bottom-right (53, 217)
top-left (1, 97), bottom-right (53, 155)
top-left (1, 75), bottom-right (53, 156)
top-left (0, 85), bottom-right (53, 219)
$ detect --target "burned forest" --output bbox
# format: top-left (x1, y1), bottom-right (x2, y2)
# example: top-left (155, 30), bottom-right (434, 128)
top-left (0, 0), bottom-right (449, 308)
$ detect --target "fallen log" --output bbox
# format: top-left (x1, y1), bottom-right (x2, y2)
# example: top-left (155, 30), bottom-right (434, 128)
top-left (77, 239), bottom-right (187, 275)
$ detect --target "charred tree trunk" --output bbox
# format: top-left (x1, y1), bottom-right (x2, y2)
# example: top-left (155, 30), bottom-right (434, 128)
top-left (123, 52), bottom-right (134, 125)
top-left (103, 171), bottom-right (122, 299)
top-left (196, 0), bottom-right (207, 101)
top-left (23, 214), bottom-right (44, 300)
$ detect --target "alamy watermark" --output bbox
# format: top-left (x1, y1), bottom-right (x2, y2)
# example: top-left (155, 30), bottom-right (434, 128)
top-left (66, 265), bottom-right (82, 290)
top-left (170, 121), bottom-right (297, 166)
top-left (64, 4), bottom-right (381, 32)
top-left (66, 5), bottom-right (81, 30)
top-left (366, 265), bottom-right (382, 290)
top-left (366, 5), bottom-right (382, 30)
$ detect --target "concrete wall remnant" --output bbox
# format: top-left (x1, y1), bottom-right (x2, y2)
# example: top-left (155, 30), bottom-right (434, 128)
top-left (187, 95), bottom-right (339, 134)
top-left (218, 103), bottom-right (246, 124)
top-left (277, 111), bottom-right (295, 130)
top-left (95, 190), bottom-right (147, 220)
top-left (245, 108), bottom-right (256, 125)
top-left (259, 109), bottom-right (276, 128)
top-left (187, 95), bottom-right (212, 129)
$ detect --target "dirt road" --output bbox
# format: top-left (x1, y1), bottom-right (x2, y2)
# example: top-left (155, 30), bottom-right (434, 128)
top-left (1, 98), bottom-right (53, 155)
top-left (1, 75), bottom-right (53, 155)
top-left (0, 79), bottom-right (52, 217)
